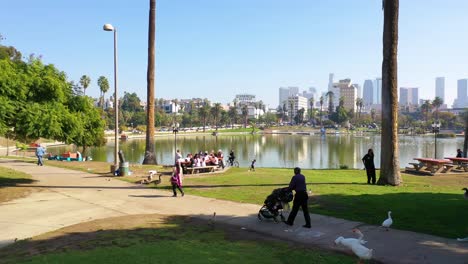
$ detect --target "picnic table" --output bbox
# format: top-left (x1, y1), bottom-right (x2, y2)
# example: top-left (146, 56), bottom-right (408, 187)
top-left (409, 158), bottom-right (454, 174)
top-left (444, 157), bottom-right (468, 171)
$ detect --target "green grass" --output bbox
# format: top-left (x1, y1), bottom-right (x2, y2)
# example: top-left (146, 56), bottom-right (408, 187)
top-left (160, 168), bottom-right (468, 238)
top-left (0, 215), bottom-right (354, 264)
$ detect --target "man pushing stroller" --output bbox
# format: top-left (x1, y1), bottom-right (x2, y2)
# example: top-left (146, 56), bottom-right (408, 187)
top-left (284, 167), bottom-right (311, 228)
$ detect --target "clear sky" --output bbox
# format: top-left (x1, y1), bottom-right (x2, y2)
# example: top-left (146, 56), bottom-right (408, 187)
top-left (1, 0), bottom-right (467, 108)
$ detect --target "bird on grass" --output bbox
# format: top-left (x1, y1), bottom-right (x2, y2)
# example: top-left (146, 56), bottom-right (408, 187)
top-left (463, 188), bottom-right (468, 200)
top-left (381, 211), bottom-right (393, 231)
top-left (208, 212), bottom-right (216, 227)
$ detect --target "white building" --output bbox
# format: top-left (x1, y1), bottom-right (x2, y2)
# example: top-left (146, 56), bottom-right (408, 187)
top-left (435, 77), bottom-right (445, 102)
top-left (287, 95), bottom-right (308, 123)
top-left (330, 78), bottom-right (357, 112)
top-left (374, 78), bottom-right (382, 104)
top-left (278, 87), bottom-right (299, 107)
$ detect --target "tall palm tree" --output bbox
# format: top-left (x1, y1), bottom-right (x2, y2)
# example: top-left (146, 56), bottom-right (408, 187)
top-left (97, 76), bottom-right (109, 109)
top-left (309, 96), bottom-right (314, 124)
top-left (432, 96), bottom-right (443, 120)
top-left (378, 0), bottom-right (401, 186)
top-left (211, 103), bottom-right (222, 130)
top-left (143, 0), bottom-right (157, 165)
top-left (289, 98), bottom-right (294, 123)
top-left (325, 91), bottom-right (334, 117)
top-left (355, 98), bottom-right (363, 120)
top-left (198, 104), bottom-right (209, 132)
top-left (228, 106), bottom-right (237, 128)
top-left (241, 105), bottom-right (249, 128)
top-left (420, 100), bottom-right (432, 125)
top-left (80, 75), bottom-right (91, 96)
top-left (319, 96), bottom-right (324, 127)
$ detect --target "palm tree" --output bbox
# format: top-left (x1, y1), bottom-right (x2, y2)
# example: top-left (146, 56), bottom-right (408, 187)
top-left (211, 103), bottom-right (222, 130)
top-left (228, 106), bottom-right (237, 128)
top-left (241, 105), bottom-right (249, 128)
top-left (80, 75), bottom-right (91, 96)
top-left (378, 0), bottom-right (401, 186)
top-left (319, 96), bottom-right (324, 127)
top-left (432, 96), bottom-right (443, 120)
top-left (420, 100), bottom-right (432, 125)
top-left (198, 104), bottom-right (209, 132)
top-left (355, 98), bottom-right (363, 120)
top-left (289, 98), bottom-right (295, 124)
top-left (309, 96), bottom-right (314, 124)
top-left (97, 76), bottom-right (109, 109)
top-left (143, 0), bottom-right (157, 165)
top-left (325, 91), bottom-right (334, 118)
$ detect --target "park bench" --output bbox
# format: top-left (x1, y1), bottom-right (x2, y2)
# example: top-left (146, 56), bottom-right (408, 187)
top-left (185, 166), bottom-right (217, 174)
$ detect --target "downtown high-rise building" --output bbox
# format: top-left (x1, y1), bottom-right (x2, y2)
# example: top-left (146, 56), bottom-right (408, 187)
top-left (453, 79), bottom-right (468, 108)
top-left (374, 78), bottom-right (382, 104)
top-left (279, 87), bottom-right (299, 107)
top-left (363, 80), bottom-right (374, 107)
top-left (399, 87), bottom-right (419, 106)
top-left (435, 77), bottom-right (445, 102)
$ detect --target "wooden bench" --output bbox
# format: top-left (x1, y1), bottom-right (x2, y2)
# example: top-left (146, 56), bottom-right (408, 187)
top-left (185, 166), bottom-right (217, 174)
top-left (442, 164), bottom-right (454, 173)
top-left (408, 162), bottom-right (423, 170)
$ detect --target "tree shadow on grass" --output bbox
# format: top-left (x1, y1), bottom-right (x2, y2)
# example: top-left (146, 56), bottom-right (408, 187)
top-left (0, 214), bottom-right (359, 264)
top-left (0, 176), bottom-right (36, 187)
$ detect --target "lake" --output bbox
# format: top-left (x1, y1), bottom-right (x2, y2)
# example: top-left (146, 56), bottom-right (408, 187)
top-left (48, 133), bottom-right (463, 169)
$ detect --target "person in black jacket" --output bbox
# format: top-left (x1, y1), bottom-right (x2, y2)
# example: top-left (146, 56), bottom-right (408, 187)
top-left (285, 167), bottom-right (311, 228)
top-left (362, 148), bottom-right (376, 184)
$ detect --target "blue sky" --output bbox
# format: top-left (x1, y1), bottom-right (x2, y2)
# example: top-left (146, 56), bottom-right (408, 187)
top-left (1, 0), bottom-right (467, 108)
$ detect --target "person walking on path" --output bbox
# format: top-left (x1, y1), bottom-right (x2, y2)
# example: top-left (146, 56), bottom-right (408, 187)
top-left (171, 163), bottom-right (184, 197)
top-left (285, 167), bottom-right (311, 228)
top-left (362, 149), bottom-right (376, 184)
top-left (35, 144), bottom-right (46, 166)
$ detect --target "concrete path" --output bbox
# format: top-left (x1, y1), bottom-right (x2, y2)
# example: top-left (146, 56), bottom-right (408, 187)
top-left (0, 159), bottom-right (467, 264)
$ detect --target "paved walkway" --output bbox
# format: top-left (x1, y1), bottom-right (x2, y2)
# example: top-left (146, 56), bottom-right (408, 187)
top-left (0, 159), bottom-right (467, 264)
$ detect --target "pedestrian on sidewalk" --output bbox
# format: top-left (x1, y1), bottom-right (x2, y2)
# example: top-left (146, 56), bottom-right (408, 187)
top-left (171, 163), bottom-right (184, 197)
top-left (362, 149), bottom-right (376, 184)
top-left (35, 144), bottom-right (46, 166)
top-left (285, 167), bottom-right (311, 228)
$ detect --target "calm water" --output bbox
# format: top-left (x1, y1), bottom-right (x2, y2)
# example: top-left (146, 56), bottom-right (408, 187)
top-left (48, 134), bottom-right (463, 169)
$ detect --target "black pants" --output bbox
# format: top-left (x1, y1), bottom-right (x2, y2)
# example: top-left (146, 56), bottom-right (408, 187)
top-left (172, 183), bottom-right (184, 196)
top-left (366, 168), bottom-right (376, 184)
top-left (286, 191), bottom-right (311, 226)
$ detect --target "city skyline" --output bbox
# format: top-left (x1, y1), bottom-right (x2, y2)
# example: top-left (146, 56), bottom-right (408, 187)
top-left (1, 0), bottom-right (467, 108)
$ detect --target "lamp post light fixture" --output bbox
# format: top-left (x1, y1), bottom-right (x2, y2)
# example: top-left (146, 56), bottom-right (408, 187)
top-left (103, 23), bottom-right (119, 171)
top-left (173, 122), bottom-right (180, 153)
top-left (431, 120), bottom-right (441, 159)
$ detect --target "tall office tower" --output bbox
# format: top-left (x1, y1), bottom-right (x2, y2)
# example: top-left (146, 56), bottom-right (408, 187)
top-left (453, 79), bottom-right (468, 108)
top-left (279, 86), bottom-right (299, 107)
top-left (435, 77), bottom-right (445, 102)
top-left (374, 78), bottom-right (382, 104)
top-left (399, 87), bottom-right (419, 106)
top-left (287, 95), bottom-right (308, 122)
top-left (328, 73), bottom-right (334, 91)
top-left (363, 80), bottom-right (374, 106)
top-left (353, 84), bottom-right (361, 99)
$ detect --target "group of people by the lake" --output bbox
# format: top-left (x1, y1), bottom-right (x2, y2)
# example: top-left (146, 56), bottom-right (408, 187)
top-left (175, 149), bottom-right (225, 168)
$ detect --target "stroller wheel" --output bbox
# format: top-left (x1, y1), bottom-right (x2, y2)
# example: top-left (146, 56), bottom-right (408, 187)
top-left (257, 213), bottom-right (263, 221)
top-left (280, 215), bottom-right (286, 222)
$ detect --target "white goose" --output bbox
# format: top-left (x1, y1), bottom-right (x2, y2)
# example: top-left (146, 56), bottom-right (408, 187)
top-left (463, 188), bottom-right (468, 200)
top-left (382, 211), bottom-right (393, 231)
top-left (335, 229), bottom-right (373, 263)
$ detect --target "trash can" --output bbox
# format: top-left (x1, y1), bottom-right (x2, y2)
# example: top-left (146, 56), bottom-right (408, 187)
top-left (119, 162), bottom-right (129, 176)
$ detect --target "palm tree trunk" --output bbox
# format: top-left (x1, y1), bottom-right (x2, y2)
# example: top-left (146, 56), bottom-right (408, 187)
top-left (378, 0), bottom-right (401, 186)
top-left (143, 0), bottom-right (157, 164)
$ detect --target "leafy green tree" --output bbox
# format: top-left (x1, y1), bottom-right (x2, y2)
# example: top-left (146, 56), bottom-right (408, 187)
top-left (198, 104), bottom-right (209, 132)
top-left (228, 106), bottom-right (237, 128)
top-left (121, 92), bottom-right (142, 112)
top-left (211, 103), bottom-right (222, 130)
top-left (241, 105), bottom-right (249, 128)
top-left (432, 96), bottom-right (443, 120)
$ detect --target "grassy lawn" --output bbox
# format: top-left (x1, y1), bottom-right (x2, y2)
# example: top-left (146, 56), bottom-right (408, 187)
top-left (168, 168), bottom-right (468, 238)
top-left (6, 157), bottom-right (466, 238)
top-left (0, 165), bottom-right (36, 203)
top-left (0, 214), bottom-right (355, 264)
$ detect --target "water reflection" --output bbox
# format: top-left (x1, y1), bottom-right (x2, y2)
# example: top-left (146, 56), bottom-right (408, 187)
top-left (49, 134), bottom-right (463, 169)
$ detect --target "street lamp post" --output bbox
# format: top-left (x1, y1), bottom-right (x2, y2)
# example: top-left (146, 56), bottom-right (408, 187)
top-left (103, 23), bottom-right (119, 172)
top-left (432, 121), bottom-right (441, 159)
top-left (173, 122), bottom-right (179, 153)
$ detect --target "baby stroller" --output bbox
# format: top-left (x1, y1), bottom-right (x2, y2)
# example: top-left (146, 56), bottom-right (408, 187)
top-left (257, 187), bottom-right (293, 222)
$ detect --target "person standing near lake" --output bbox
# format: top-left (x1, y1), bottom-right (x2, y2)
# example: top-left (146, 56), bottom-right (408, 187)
top-left (285, 167), bottom-right (311, 228)
top-left (362, 148), bottom-right (376, 184)
top-left (35, 144), bottom-right (46, 166)
top-left (171, 163), bottom-right (184, 197)
top-left (456, 149), bottom-right (464, 158)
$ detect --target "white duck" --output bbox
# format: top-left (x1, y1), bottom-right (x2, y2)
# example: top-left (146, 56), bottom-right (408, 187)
top-left (382, 211), bottom-right (393, 231)
top-left (334, 230), bottom-right (367, 247)
top-left (335, 229), bottom-right (373, 263)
